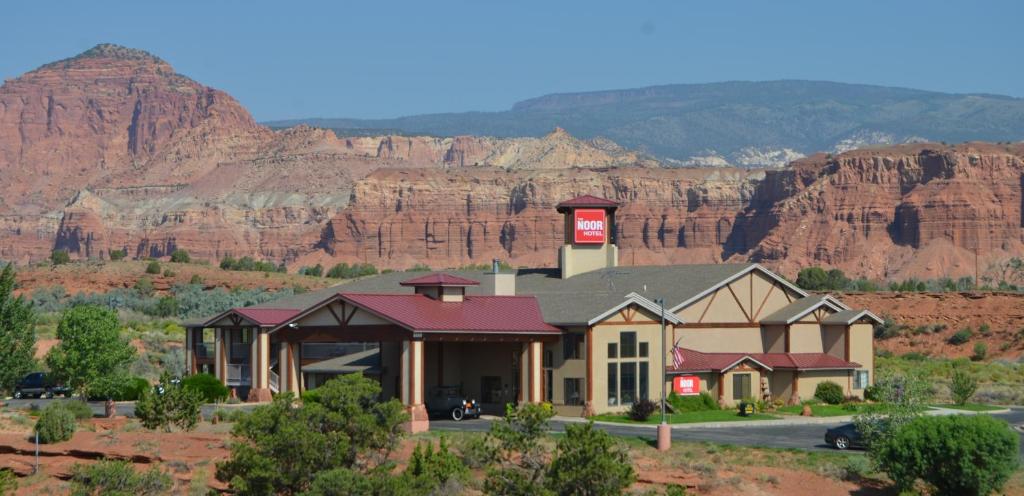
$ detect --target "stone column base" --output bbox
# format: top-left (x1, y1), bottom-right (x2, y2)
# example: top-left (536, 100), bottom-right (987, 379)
top-left (582, 401), bottom-right (596, 418)
top-left (403, 404), bottom-right (430, 433)
top-left (247, 387), bottom-right (273, 403)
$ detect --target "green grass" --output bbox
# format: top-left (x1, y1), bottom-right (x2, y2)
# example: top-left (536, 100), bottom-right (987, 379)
top-left (591, 409), bottom-right (779, 424)
top-left (930, 403), bottom-right (1005, 412)
top-left (776, 403), bottom-right (865, 417)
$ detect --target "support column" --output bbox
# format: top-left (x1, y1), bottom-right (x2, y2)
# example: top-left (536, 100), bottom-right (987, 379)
top-left (248, 329), bottom-right (273, 402)
top-left (519, 343), bottom-right (530, 403)
top-left (214, 329), bottom-right (226, 385)
top-left (278, 341), bottom-right (290, 395)
top-left (401, 338), bottom-right (428, 432)
top-left (527, 341), bottom-right (543, 403)
top-left (288, 342), bottom-right (301, 394)
top-left (184, 327), bottom-right (195, 375)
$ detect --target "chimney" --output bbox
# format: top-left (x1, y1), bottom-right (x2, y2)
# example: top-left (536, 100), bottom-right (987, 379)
top-left (490, 259), bottom-right (516, 296)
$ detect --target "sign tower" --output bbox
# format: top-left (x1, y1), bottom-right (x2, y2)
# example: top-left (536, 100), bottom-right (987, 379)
top-left (555, 195), bottom-right (619, 279)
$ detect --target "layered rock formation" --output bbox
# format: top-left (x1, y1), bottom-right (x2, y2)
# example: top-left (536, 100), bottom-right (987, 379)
top-left (2, 44), bottom-right (1023, 281)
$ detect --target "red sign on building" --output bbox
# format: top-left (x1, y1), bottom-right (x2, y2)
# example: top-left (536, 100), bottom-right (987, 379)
top-left (573, 209), bottom-right (606, 244)
top-left (673, 375), bottom-right (701, 396)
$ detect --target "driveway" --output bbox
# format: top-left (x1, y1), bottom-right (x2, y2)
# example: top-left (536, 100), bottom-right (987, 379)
top-left (7, 398), bottom-right (1024, 454)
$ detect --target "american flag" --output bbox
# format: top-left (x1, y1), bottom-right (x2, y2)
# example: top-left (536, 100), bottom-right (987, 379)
top-left (671, 343), bottom-right (685, 370)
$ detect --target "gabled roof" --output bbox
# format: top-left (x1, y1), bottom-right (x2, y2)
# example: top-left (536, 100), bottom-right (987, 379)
top-left (339, 293), bottom-right (561, 334)
top-left (759, 296), bottom-right (844, 325)
top-left (669, 348), bottom-right (861, 373)
top-left (199, 307), bottom-right (301, 328)
top-left (587, 292), bottom-right (685, 326)
top-left (400, 273), bottom-right (480, 287)
top-left (822, 308), bottom-right (884, 326)
top-left (555, 194), bottom-right (619, 212)
top-left (668, 264), bottom-right (808, 313)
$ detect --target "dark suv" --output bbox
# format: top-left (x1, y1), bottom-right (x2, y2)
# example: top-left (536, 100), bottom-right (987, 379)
top-left (426, 386), bottom-right (480, 421)
top-left (13, 373), bottom-right (70, 399)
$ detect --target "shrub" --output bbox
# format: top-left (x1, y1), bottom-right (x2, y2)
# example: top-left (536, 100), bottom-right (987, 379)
top-left (145, 261), bottom-right (161, 275)
top-left (546, 421), bottom-right (635, 496)
top-left (62, 400), bottom-right (94, 420)
top-left (134, 277), bottom-right (154, 296)
top-left (89, 376), bottom-right (150, 401)
top-left (326, 262), bottom-right (378, 279)
top-left (299, 264), bottom-right (324, 277)
top-left (69, 459), bottom-right (172, 496)
top-left (51, 249), bottom-right (71, 265)
top-left (873, 415), bottom-right (1018, 494)
top-left (188, 274), bottom-right (203, 285)
top-left (0, 468), bottom-right (15, 495)
top-left (978, 323), bottom-right (991, 335)
top-left (456, 434), bottom-right (497, 469)
top-left (814, 381), bottom-right (844, 405)
top-left (950, 369), bottom-right (979, 406)
top-left (108, 249), bottom-right (127, 261)
top-left (406, 436), bottom-right (469, 489)
top-left (972, 342), bottom-right (988, 361)
top-left (35, 403), bottom-right (76, 443)
top-left (668, 391), bottom-right (719, 412)
top-left (873, 317), bottom-right (906, 339)
top-left (134, 374), bottom-right (203, 432)
top-left (484, 403), bottom-right (554, 496)
top-left (796, 267), bottom-right (850, 291)
top-left (169, 249), bottom-right (190, 263)
top-left (864, 384), bottom-right (882, 402)
top-left (628, 399), bottom-right (657, 421)
top-left (948, 328), bottom-right (973, 345)
top-left (181, 373), bottom-right (229, 403)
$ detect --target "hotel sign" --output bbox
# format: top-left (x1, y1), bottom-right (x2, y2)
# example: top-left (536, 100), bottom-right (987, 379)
top-left (673, 375), bottom-right (701, 396)
top-left (573, 209), bottom-right (606, 244)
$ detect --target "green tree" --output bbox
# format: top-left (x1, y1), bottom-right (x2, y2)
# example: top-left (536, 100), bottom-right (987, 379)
top-left (484, 403), bottom-right (555, 496)
top-left (0, 263), bottom-right (36, 395)
top-left (874, 415), bottom-right (1018, 495)
top-left (169, 249), bottom-right (191, 263)
top-left (796, 267), bottom-right (828, 290)
top-left (135, 373), bottom-right (203, 432)
top-left (950, 368), bottom-right (978, 406)
top-left (216, 374), bottom-right (408, 495)
top-left (854, 371), bottom-right (931, 451)
top-left (46, 305), bottom-right (136, 398)
top-left (51, 249), bottom-right (71, 265)
top-left (545, 422), bottom-right (635, 496)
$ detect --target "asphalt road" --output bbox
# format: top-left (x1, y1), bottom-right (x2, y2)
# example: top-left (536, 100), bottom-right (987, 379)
top-left (8, 398), bottom-right (1024, 454)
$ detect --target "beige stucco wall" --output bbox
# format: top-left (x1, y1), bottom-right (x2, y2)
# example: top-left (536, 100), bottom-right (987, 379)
top-left (761, 325), bottom-right (786, 353)
top-left (674, 327), bottom-right (764, 353)
top-left (849, 322), bottom-right (874, 394)
top-left (788, 322), bottom-right (824, 353)
top-left (587, 307), bottom-right (665, 415)
top-left (545, 327), bottom-right (586, 409)
top-left (768, 370), bottom-right (794, 403)
top-left (796, 370), bottom-right (851, 402)
top-left (559, 243), bottom-right (618, 279)
top-left (676, 270), bottom-right (800, 325)
top-left (822, 325), bottom-right (846, 359)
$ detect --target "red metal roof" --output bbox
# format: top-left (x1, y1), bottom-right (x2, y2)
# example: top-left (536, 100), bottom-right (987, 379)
top-left (339, 293), bottom-right (561, 334)
top-left (555, 194), bottom-right (619, 211)
top-left (234, 308), bottom-right (302, 326)
top-left (669, 348), bottom-right (860, 373)
top-left (399, 273), bottom-right (480, 287)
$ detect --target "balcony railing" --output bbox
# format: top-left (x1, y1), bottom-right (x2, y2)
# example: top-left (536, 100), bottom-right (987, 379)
top-left (226, 364), bottom-right (251, 386)
top-left (269, 370), bottom-right (280, 392)
top-left (230, 343), bottom-right (251, 362)
top-left (194, 343), bottom-right (215, 359)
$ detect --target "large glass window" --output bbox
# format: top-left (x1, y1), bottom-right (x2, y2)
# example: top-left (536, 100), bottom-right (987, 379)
top-left (607, 342), bottom-right (618, 358)
top-left (564, 378), bottom-right (583, 406)
top-left (620, 332), bottom-right (637, 358)
top-left (543, 350), bottom-right (553, 368)
top-left (620, 362), bottom-right (637, 405)
top-left (732, 373), bottom-right (752, 401)
top-left (639, 362), bottom-right (649, 401)
top-left (607, 363), bottom-right (618, 406)
top-left (639, 342), bottom-right (649, 358)
top-left (563, 333), bottom-right (582, 360)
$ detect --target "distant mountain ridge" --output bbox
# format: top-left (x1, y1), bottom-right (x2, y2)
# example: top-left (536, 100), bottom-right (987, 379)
top-left (267, 80), bottom-right (1024, 167)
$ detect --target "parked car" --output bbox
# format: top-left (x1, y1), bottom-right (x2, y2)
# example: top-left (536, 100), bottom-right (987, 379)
top-left (426, 386), bottom-right (480, 421)
top-left (824, 423), bottom-right (867, 450)
top-left (13, 372), bottom-right (70, 399)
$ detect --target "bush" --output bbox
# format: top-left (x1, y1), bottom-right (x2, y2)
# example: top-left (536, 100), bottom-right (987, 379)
top-left (406, 436), bottom-right (469, 489)
top-left (0, 468), bottom-right (15, 495)
top-left (796, 267), bottom-right (850, 291)
top-left (972, 342), bottom-right (988, 361)
top-left (668, 391), bottom-right (719, 412)
top-left (134, 374), bottom-right (203, 432)
top-left (181, 373), bottom-right (229, 403)
top-left (628, 399), bottom-right (657, 421)
top-left (69, 459), bottom-right (172, 496)
top-left (89, 376), bottom-right (150, 401)
top-left (546, 421), bottom-right (635, 496)
top-left (326, 262), bottom-right (378, 279)
top-left (814, 381), bottom-right (844, 405)
top-left (62, 400), bottom-right (94, 420)
top-left (948, 328), bottom-right (973, 345)
top-left (50, 249), bottom-right (71, 265)
top-left (951, 369), bottom-right (979, 406)
top-left (188, 274), bottom-right (203, 285)
top-left (873, 415), bottom-right (1018, 494)
top-left (145, 261), bottom-right (161, 275)
top-left (169, 249), bottom-right (190, 263)
top-left (134, 277), bottom-right (154, 296)
top-left (299, 264), bottom-right (324, 277)
top-left (456, 434), bottom-right (497, 469)
top-left (108, 249), bottom-right (127, 261)
top-left (864, 384), bottom-right (882, 402)
top-left (35, 403), bottom-right (76, 443)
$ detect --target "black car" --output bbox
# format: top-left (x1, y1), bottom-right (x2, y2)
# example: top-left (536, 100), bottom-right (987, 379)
top-left (13, 372), bottom-right (70, 399)
top-left (426, 386), bottom-right (480, 421)
top-left (824, 423), bottom-right (867, 450)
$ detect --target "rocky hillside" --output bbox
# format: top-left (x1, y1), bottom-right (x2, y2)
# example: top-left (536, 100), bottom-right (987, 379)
top-left (2, 45), bottom-right (1024, 282)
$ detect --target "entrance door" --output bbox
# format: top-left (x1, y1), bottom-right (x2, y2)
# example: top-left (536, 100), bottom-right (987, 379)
top-left (732, 373), bottom-right (752, 401)
top-left (481, 376), bottom-right (503, 404)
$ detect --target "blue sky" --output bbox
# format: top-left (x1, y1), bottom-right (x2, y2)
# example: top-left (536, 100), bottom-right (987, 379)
top-left (2, 1), bottom-right (1021, 120)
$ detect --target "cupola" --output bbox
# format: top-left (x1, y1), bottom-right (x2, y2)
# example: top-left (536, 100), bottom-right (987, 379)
top-left (400, 273), bottom-right (480, 302)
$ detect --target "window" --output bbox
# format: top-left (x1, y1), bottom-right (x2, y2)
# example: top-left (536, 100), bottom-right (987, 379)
top-left (543, 350), bottom-right (553, 368)
top-left (639, 362), bottom-right (649, 401)
top-left (563, 333), bottom-right (582, 360)
top-left (639, 342), bottom-right (649, 358)
top-left (620, 362), bottom-right (637, 405)
top-left (854, 370), bottom-right (870, 389)
top-left (564, 378), bottom-right (583, 406)
top-left (732, 373), bottom-right (752, 401)
top-left (545, 370), bottom-right (553, 402)
top-left (607, 342), bottom-right (618, 358)
top-left (620, 331), bottom-right (637, 358)
top-left (607, 363), bottom-right (618, 406)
